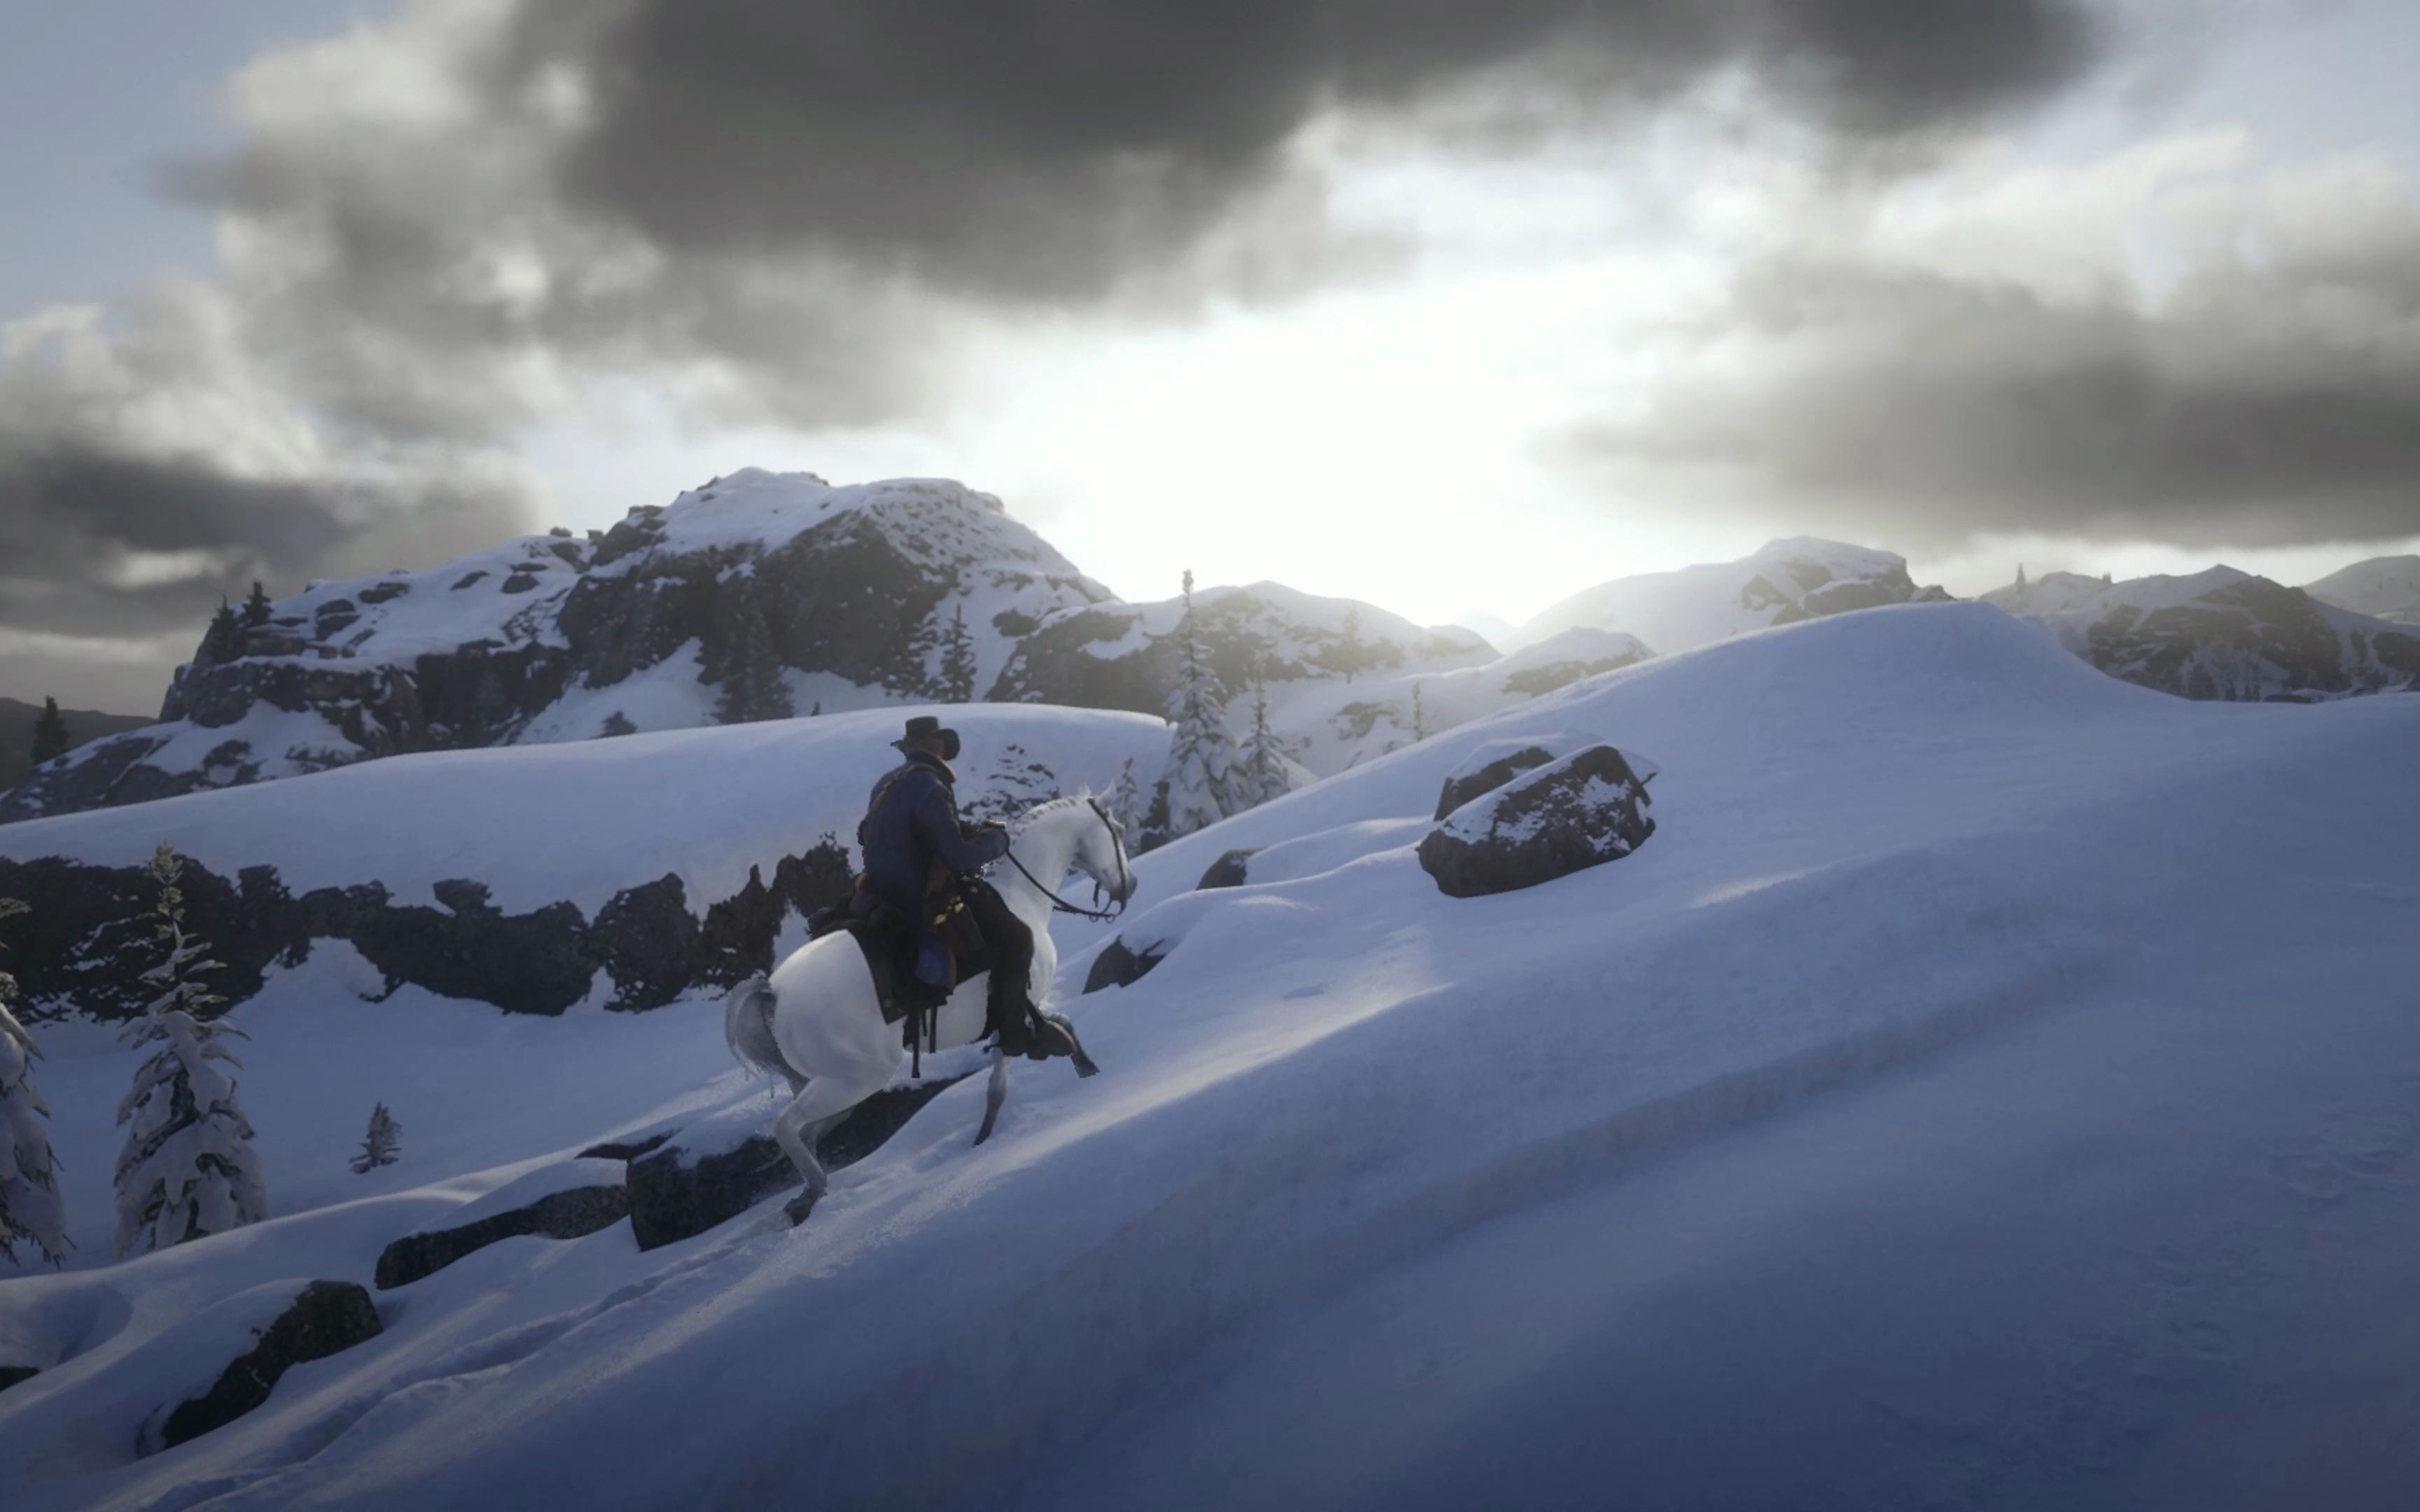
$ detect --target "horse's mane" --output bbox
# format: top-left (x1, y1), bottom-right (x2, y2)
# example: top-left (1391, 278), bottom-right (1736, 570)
top-left (1011, 789), bottom-right (1100, 828)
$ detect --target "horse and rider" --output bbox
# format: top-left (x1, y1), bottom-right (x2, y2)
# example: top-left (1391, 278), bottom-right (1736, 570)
top-left (725, 715), bottom-right (1135, 1222)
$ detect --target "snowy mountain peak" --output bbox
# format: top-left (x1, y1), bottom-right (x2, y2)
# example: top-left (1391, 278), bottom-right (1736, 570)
top-left (1515, 537), bottom-right (1949, 655)
top-left (2305, 554), bottom-right (2420, 626)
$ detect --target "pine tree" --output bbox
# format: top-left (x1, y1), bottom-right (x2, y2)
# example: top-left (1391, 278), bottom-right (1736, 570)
top-left (1159, 570), bottom-right (1238, 841)
top-left (242, 580), bottom-right (274, 629)
top-left (599, 711), bottom-right (637, 738)
top-left (351, 1102), bottom-right (402, 1174)
top-left (1108, 757), bottom-right (1144, 837)
top-left (1336, 605), bottom-right (1366, 684)
top-left (712, 574), bottom-right (794, 725)
top-left (0, 897), bottom-right (69, 1265)
top-left (1230, 678), bottom-right (1299, 813)
top-left (29, 696), bottom-right (69, 765)
top-left (114, 844), bottom-right (266, 1256)
top-left (199, 601), bottom-right (244, 664)
top-left (936, 605), bottom-right (980, 703)
top-left (2015, 563), bottom-right (2028, 591)
top-left (1411, 679), bottom-right (1428, 742)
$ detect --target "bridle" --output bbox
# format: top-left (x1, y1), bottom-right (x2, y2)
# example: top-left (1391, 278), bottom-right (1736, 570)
top-left (1001, 796), bottom-right (1133, 921)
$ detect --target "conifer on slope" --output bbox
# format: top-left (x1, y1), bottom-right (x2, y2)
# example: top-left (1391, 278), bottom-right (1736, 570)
top-left (0, 897), bottom-right (69, 1265)
top-left (114, 844), bottom-right (267, 1256)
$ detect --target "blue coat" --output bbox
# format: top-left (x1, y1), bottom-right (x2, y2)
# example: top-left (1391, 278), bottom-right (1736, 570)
top-left (858, 750), bottom-right (1007, 914)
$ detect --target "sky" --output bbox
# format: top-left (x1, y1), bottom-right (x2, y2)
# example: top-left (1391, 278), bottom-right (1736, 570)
top-left (3, 0), bottom-right (2418, 713)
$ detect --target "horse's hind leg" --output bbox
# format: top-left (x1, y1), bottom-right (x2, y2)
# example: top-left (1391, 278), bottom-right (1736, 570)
top-left (975, 1047), bottom-right (1010, 1146)
top-left (771, 1070), bottom-right (886, 1225)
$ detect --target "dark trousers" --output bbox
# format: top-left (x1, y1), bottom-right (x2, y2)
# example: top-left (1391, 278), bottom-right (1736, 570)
top-left (957, 876), bottom-right (1036, 1036)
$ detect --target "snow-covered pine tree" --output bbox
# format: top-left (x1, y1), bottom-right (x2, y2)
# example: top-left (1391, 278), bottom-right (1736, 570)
top-left (351, 1102), bottom-right (402, 1174)
top-left (29, 696), bottom-right (69, 765)
top-left (1108, 757), bottom-right (1144, 838)
top-left (1411, 680), bottom-right (1427, 742)
top-left (1, 897), bottom-right (69, 1265)
top-left (114, 844), bottom-right (266, 1256)
top-left (242, 580), bottom-right (274, 629)
top-left (1159, 570), bottom-right (1239, 841)
top-left (599, 711), bottom-right (637, 738)
top-left (1230, 678), bottom-right (1300, 813)
top-left (712, 573), bottom-right (795, 725)
top-left (936, 605), bottom-right (980, 703)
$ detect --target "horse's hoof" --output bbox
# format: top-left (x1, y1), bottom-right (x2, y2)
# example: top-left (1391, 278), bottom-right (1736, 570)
top-left (1072, 1054), bottom-right (1101, 1079)
top-left (784, 1191), bottom-right (820, 1226)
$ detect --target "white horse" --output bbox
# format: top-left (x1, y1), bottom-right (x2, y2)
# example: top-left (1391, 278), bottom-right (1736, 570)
top-left (722, 794), bottom-right (1136, 1223)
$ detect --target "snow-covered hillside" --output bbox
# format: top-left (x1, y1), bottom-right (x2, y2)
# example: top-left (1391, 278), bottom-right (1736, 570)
top-left (2305, 553), bottom-right (2420, 625)
top-left (0, 704), bottom-right (1164, 1022)
top-left (1513, 536), bottom-right (1950, 653)
top-left (1986, 566), bottom-right (2420, 701)
top-left (6, 603), bottom-right (2417, 1508)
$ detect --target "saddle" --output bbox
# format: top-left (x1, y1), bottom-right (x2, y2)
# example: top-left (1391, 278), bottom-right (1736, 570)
top-left (809, 876), bottom-right (994, 1057)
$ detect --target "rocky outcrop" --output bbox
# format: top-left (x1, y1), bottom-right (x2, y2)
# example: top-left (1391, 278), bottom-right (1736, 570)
top-left (374, 1171), bottom-right (632, 1289)
top-left (1434, 738), bottom-right (1569, 820)
top-left (0, 1365), bottom-right (36, 1393)
top-left (1082, 937), bottom-right (1170, 995)
top-left (156, 1282), bottom-right (382, 1450)
top-left (1195, 849), bottom-right (1259, 890)
top-left (0, 841), bottom-right (853, 1023)
top-left (625, 1077), bottom-right (970, 1250)
top-left (1417, 746), bottom-right (1656, 898)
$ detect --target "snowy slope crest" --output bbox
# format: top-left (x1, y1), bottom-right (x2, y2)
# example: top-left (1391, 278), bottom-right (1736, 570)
top-left (1516, 537), bottom-right (1949, 654)
top-left (3, 603), bottom-right (2418, 1507)
top-left (2304, 554), bottom-right (2420, 626)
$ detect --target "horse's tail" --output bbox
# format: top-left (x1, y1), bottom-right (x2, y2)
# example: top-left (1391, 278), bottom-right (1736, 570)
top-left (723, 973), bottom-right (786, 1082)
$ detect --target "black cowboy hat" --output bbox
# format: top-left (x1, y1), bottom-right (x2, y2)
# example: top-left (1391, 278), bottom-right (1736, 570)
top-left (893, 714), bottom-right (961, 761)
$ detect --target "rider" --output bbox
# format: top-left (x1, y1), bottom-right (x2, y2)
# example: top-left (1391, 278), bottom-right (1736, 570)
top-left (856, 715), bottom-right (1051, 1057)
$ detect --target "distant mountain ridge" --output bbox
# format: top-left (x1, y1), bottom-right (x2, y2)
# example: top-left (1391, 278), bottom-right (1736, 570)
top-left (0, 698), bottom-right (151, 792)
top-left (1514, 537), bottom-right (1952, 654)
top-left (1985, 565), bottom-right (2420, 702)
top-left (2304, 554), bottom-right (2420, 625)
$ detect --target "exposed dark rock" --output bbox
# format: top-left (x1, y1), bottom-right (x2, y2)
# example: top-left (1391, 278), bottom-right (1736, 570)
top-left (1083, 937), bottom-right (1168, 994)
top-left (359, 580), bottom-right (410, 605)
top-left (1195, 848), bottom-right (1259, 890)
top-left (0, 839), bottom-right (856, 1023)
top-left (450, 571), bottom-right (488, 590)
top-left (375, 1180), bottom-right (630, 1289)
top-left (1418, 745), bottom-right (1655, 899)
top-left (625, 1077), bottom-right (969, 1250)
top-left (501, 572), bottom-right (541, 594)
top-left (157, 1282), bottom-right (383, 1449)
top-left (1435, 742), bottom-right (1563, 820)
top-left (0, 1365), bottom-right (36, 1393)
top-left (578, 1131), bottom-right (672, 1161)
top-left (2076, 578), bottom-right (2420, 701)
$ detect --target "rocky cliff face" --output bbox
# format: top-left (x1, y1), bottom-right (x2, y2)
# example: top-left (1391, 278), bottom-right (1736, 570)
top-left (1987, 568), bottom-right (2420, 702)
top-left (2, 474), bottom-right (1508, 824)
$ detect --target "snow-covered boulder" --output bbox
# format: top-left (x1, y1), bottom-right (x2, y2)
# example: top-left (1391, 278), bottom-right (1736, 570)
top-left (625, 1079), bottom-right (968, 1250)
top-left (0, 1363), bottom-right (34, 1392)
top-left (373, 1159), bottom-right (630, 1289)
top-left (1417, 746), bottom-right (1657, 898)
top-left (1195, 848), bottom-right (1259, 890)
top-left (1082, 936), bottom-right (1172, 995)
top-left (154, 1280), bottom-right (382, 1450)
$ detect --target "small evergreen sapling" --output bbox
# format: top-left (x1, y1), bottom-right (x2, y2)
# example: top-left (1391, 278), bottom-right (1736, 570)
top-left (1230, 678), bottom-right (1300, 813)
top-left (0, 897), bottom-right (70, 1265)
top-left (352, 1102), bottom-right (403, 1174)
top-left (1157, 570), bottom-right (1239, 842)
top-left (114, 844), bottom-right (267, 1256)
top-left (242, 580), bottom-right (274, 629)
top-left (29, 696), bottom-right (69, 765)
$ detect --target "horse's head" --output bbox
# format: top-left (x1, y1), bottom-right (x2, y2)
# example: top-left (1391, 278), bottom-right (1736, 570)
top-left (1076, 795), bottom-right (1139, 906)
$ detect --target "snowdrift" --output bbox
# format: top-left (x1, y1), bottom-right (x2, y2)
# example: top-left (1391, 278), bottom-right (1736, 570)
top-left (4, 603), bottom-right (2419, 1511)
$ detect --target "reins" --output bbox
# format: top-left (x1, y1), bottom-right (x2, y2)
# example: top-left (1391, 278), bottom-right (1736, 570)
top-left (1000, 798), bottom-right (1131, 921)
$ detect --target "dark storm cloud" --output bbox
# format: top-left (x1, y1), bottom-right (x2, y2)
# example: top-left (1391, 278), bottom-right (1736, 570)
top-left (1566, 241), bottom-right (2420, 548)
top-left (531, 0), bottom-right (2101, 299)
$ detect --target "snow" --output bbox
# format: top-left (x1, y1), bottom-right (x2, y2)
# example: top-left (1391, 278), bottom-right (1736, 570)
top-left (5, 601), bottom-right (2419, 1508)
top-left (2304, 552), bottom-right (2420, 625)
top-left (0, 703), bottom-right (1169, 916)
top-left (1514, 536), bottom-right (1929, 652)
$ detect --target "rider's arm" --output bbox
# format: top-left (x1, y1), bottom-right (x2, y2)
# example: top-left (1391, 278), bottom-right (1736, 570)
top-left (908, 776), bottom-right (1009, 870)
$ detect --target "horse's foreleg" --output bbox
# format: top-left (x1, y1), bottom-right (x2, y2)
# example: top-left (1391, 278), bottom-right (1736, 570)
top-left (1048, 1012), bottom-right (1101, 1078)
top-left (975, 1046), bottom-right (1010, 1146)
